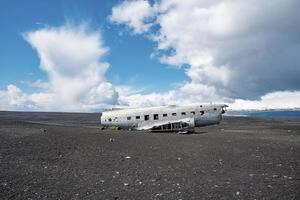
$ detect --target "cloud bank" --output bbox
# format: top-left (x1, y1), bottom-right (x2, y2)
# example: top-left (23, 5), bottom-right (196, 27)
top-left (0, 24), bottom-right (118, 111)
top-left (1, 1), bottom-right (300, 111)
top-left (110, 0), bottom-right (300, 109)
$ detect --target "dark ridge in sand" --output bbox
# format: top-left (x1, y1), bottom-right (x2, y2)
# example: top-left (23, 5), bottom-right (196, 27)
top-left (0, 111), bottom-right (299, 199)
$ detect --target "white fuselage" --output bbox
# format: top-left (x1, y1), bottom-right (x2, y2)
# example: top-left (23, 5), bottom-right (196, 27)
top-left (100, 104), bottom-right (227, 131)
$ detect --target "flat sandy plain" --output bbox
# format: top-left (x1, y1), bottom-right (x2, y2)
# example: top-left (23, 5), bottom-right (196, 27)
top-left (0, 111), bottom-right (299, 199)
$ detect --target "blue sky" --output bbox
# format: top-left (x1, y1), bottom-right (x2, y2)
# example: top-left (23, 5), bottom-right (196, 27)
top-left (0, 0), bottom-right (185, 94)
top-left (0, 0), bottom-right (300, 111)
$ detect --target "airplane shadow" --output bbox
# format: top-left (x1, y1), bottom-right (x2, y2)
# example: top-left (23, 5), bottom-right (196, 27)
top-left (189, 131), bottom-right (207, 135)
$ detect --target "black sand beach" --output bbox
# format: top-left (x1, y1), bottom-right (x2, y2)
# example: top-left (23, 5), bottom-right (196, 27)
top-left (0, 111), bottom-right (299, 199)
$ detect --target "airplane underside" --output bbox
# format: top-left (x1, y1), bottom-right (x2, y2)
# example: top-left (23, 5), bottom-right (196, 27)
top-left (150, 121), bottom-right (194, 134)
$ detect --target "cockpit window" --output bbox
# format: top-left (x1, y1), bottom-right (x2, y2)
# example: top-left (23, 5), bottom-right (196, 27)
top-left (136, 116), bottom-right (140, 119)
top-left (163, 114), bottom-right (167, 117)
top-left (153, 114), bottom-right (159, 120)
top-left (172, 113), bottom-right (177, 116)
top-left (144, 115), bottom-right (149, 120)
top-left (200, 111), bottom-right (204, 115)
top-left (181, 112), bottom-right (186, 115)
top-left (108, 118), bottom-right (112, 122)
top-left (191, 111), bottom-right (195, 115)
top-left (214, 108), bottom-right (217, 111)
top-left (127, 116), bottom-right (131, 120)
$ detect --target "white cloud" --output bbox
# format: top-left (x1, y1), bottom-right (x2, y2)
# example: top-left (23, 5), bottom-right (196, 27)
top-left (230, 91), bottom-right (300, 110)
top-left (110, 0), bottom-right (300, 109)
top-left (109, 0), bottom-right (154, 34)
top-left (0, 85), bottom-right (34, 110)
top-left (0, 24), bottom-right (118, 112)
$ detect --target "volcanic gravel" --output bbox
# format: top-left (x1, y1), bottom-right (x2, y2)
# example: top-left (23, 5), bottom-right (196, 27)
top-left (0, 111), bottom-right (299, 199)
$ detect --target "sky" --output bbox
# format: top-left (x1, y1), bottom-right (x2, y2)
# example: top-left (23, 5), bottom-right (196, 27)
top-left (0, 0), bottom-right (300, 111)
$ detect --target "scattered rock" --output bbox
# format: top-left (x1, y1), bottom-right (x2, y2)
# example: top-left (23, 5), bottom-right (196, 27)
top-left (219, 159), bottom-right (223, 165)
top-left (125, 156), bottom-right (131, 159)
top-left (124, 183), bottom-right (129, 186)
top-left (236, 191), bottom-right (240, 195)
top-left (58, 151), bottom-right (63, 158)
top-left (109, 138), bottom-right (114, 142)
top-left (272, 174), bottom-right (279, 178)
top-left (177, 157), bottom-right (182, 161)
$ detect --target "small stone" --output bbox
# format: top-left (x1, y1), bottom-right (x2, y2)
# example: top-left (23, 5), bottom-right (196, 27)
top-left (177, 157), bottom-right (182, 161)
top-left (249, 174), bottom-right (254, 177)
top-left (125, 156), bottom-right (131, 159)
top-left (124, 183), bottom-right (129, 186)
top-left (236, 191), bottom-right (240, 195)
top-left (41, 128), bottom-right (47, 133)
top-left (272, 174), bottom-right (279, 178)
top-left (287, 130), bottom-right (292, 133)
top-left (109, 138), bottom-right (114, 142)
